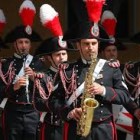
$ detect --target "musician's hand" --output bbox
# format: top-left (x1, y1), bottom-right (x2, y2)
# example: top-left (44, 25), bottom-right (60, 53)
top-left (134, 108), bottom-right (140, 120)
top-left (108, 59), bottom-right (120, 68)
top-left (34, 72), bottom-right (44, 79)
top-left (13, 76), bottom-right (26, 91)
top-left (125, 62), bottom-right (134, 69)
top-left (89, 82), bottom-right (105, 96)
top-left (67, 108), bottom-right (82, 121)
top-left (24, 67), bottom-right (34, 81)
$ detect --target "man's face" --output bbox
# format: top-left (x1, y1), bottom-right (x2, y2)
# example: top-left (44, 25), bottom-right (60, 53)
top-left (14, 38), bottom-right (31, 55)
top-left (77, 38), bottom-right (98, 61)
top-left (48, 50), bottom-right (68, 68)
top-left (102, 45), bottom-right (118, 60)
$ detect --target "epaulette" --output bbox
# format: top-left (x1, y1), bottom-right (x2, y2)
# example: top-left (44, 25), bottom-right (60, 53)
top-left (0, 56), bottom-right (13, 63)
top-left (0, 58), bottom-right (7, 63)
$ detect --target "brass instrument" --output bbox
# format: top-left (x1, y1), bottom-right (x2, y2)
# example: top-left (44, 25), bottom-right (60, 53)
top-left (77, 53), bottom-right (99, 137)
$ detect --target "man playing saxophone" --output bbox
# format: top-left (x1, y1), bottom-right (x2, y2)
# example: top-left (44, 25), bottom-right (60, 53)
top-left (48, 21), bottom-right (140, 140)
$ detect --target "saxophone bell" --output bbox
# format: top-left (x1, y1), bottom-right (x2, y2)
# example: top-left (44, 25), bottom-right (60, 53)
top-left (77, 98), bottom-right (99, 137)
top-left (84, 97), bottom-right (99, 108)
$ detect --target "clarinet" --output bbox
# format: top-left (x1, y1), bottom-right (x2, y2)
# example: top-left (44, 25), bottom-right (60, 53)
top-left (22, 54), bottom-right (30, 103)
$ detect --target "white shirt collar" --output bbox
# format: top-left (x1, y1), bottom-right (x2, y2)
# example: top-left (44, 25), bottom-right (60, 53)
top-left (14, 53), bottom-right (22, 59)
top-left (81, 57), bottom-right (91, 64)
top-left (49, 66), bottom-right (58, 73)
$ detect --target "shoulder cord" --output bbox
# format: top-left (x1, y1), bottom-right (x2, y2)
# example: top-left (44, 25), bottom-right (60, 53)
top-left (123, 65), bottom-right (140, 98)
top-left (123, 65), bottom-right (136, 87)
top-left (32, 77), bottom-right (53, 113)
top-left (34, 78), bottom-right (48, 100)
top-left (33, 69), bottom-right (60, 103)
top-left (0, 61), bottom-right (15, 86)
top-left (135, 70), bottom-right (140, 99)
top-left (59, 64), bottom-right (77, 99)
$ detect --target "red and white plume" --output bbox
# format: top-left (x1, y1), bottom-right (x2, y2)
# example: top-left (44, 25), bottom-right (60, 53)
top-left (85, 0), bottom-right (106, 23)
top-left (40, 4), bottom-right (63, 37)
top-left (19, 0), bottom-right (36, 34)
top-left (101, 10), bottom-right (117, 40)
top-left (0, 9), bottom-right (6, 35)
top-left (84, 0), bottom-right (106, 36)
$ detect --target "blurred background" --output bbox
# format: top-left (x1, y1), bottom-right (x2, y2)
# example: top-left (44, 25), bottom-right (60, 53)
top-left (0, 0), bottom-right (140, 63)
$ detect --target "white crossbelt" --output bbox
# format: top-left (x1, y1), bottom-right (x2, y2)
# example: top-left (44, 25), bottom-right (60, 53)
top-left (66, 59), bottom-right (106, 106)
top-left (13, 54), bottom-right (33, 84)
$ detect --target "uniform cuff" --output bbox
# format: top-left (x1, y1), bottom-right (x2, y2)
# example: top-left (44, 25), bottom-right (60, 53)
top-left (101, 86), bottom-right (106, 96)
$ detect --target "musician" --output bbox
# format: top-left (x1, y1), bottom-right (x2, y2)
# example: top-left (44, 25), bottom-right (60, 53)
top-left (0, 37), bottom-right (9, 101)
top-left (0, 37), bottom-right (8, 140)
top-left (99, 39), bottom-right (130, 140)
top-left (123, 61), bottom-right (140, 140)
top-left (109, 31), bottom-right (140, 140)
top-left (99, 10), bottom-right (128, 138)
top-left (0, 25), bottom-right (45, 140)
top-left (123, 32), bottom-right (140, 140)
top-left (34, 37), bottom-right (77, 140)
top-left (47, 21), bottom-right (140, 140)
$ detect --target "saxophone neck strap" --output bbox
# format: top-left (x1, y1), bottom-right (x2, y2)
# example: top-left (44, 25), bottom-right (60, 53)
top-left (66, 59), bottom-right (106, 106)
top-left (13, 54), bottom-right (33, 84)
top-left (93, 59), bottom-right (106, 79)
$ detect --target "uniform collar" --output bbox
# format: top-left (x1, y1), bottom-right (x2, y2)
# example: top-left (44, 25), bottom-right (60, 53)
top-left (81, 57), bottom-right (91, 64)
top-left (14, 53), bottom-right (22, 59)
top-left (49, 66), bottom-right (58, 73)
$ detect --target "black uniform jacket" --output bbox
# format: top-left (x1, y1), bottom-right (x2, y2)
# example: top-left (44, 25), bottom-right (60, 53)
top-left (35, 67), bottom-right (62, 125)
top-left (0, 54), bottom-right (45, 112)
top-left (48, 58), bottom-right (138, 122)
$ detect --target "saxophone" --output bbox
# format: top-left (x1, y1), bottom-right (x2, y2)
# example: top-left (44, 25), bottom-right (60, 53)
top-left (77, 52), bottom-right (99, 137)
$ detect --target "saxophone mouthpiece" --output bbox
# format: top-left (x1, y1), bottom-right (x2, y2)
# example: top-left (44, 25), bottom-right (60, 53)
top-left (91, 52), bottom-right (97, 60)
